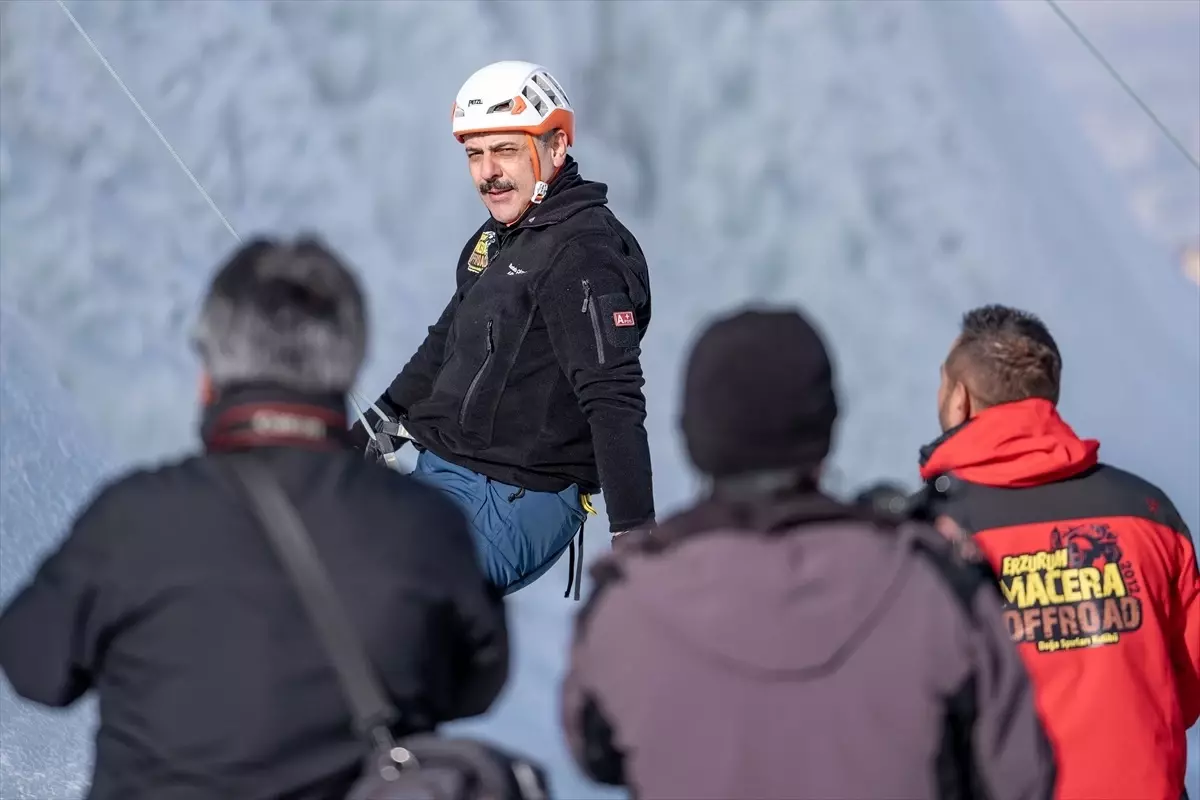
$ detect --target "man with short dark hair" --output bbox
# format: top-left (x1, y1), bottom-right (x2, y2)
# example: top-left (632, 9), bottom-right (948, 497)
top-left (921, 303), bottom-right (1200, 800)
top-left (938, 304), bottom-right (1063, 424)
top-left (0, 236), bottom-right (508, 800)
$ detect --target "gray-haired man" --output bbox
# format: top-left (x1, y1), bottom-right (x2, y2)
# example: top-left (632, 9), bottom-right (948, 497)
top-left (0, 236), bottom-right (508, 800)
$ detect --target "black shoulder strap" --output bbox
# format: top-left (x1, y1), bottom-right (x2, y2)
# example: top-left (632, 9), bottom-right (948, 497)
top-left (908, 529), bottom-right (1000, 621)
top-left (222, 454), bottom-right (398, 748)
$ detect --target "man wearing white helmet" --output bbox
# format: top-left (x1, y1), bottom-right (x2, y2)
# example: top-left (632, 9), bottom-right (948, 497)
top-left (351, 61), bottom-right (656, 599)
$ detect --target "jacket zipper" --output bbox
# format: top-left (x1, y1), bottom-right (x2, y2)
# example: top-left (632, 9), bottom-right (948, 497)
top-left (581, 279), bottom-right (605, 366)
top-left (459, 319), bottom-right (494, 428)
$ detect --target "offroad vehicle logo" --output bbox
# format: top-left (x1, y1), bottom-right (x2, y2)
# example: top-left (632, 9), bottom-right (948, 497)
top-left (998, 523), bottom-right (1143, 653)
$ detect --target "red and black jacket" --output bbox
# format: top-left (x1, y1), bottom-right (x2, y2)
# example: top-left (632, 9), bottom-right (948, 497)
top-left (920, 398), bottom-right (1200, 800)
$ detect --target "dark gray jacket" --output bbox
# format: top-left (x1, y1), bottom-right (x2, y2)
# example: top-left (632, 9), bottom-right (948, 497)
top-left (561, 488), bottom-right (1056, 800)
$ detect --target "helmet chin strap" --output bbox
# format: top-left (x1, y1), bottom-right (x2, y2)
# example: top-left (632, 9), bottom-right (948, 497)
top-left (505, 133), bottom-right (558, 226)
top-left (528, 134), bottom-right (550, 205)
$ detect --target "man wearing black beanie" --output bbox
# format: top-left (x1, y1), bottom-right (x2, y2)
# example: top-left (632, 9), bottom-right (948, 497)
top-left (561, 306), bottom-right (1056, 800)
top-left (681, 308), bottom-right (838, 484)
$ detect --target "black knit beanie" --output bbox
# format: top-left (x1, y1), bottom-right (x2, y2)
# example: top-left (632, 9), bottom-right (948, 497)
top-left (680, 307), bottom-right (838, 478)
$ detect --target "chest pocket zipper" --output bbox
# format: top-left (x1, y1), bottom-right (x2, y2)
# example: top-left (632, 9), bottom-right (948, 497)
top-left (581, 280), bottom-right (606, 366)
top-left (459, 319), bottom-right (494, 428)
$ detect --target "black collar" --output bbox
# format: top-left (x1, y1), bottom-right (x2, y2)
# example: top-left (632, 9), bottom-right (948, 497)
top-left (917, 418), bottom-right (973, 467)
top-left (493, 156), bottom-right (609, 236)
top-left (201, 383), bottom-right (350, 453)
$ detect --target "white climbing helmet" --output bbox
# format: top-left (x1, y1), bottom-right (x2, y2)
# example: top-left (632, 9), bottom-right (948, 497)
top-left (452, 60), bottom-right (575, 146)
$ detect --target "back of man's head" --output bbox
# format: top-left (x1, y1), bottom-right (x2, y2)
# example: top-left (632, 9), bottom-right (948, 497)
top-left (681, 307), bottom-right (838, 478)
top-left (947, 304), bottom-right (1062, 409)
top-left (193, 236), bottom-right (366, 395)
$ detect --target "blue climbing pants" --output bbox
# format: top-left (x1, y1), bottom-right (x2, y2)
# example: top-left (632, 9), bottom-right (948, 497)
top-left (411, 450), bottom-right (587, 596)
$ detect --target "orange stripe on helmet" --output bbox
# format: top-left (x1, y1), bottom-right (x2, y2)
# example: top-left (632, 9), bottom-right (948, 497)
top-left (527, 134), bottom-right (541, 189)
top-left (454, 107), bottom-right (574, 145)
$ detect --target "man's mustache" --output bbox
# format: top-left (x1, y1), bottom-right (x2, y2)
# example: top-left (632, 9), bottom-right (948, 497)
top-left (479, 178), bottom-right (517, 194)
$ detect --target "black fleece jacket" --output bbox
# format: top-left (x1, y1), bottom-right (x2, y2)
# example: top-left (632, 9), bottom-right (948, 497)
top-left (379, 158), bottom-right (655, 532)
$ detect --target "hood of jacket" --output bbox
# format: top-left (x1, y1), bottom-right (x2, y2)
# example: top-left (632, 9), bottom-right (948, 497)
top-left (919, 398), bottom-right (1099, 488)
top-left (610, 486), bottom-right (916, 676)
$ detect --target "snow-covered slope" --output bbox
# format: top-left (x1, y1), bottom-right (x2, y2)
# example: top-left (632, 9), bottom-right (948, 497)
top-left (0, 307), bottom-right (108, 798)
top-left (1, 0), bottom-right (1196, 796)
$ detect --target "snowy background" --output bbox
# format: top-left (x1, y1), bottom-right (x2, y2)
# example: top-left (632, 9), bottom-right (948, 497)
top-left (999, 0), bottom-right (1200, 256)
top-left (1, 0), bottom-right (1197, 797)
top-left (0, 309), bottom-right (107, 798)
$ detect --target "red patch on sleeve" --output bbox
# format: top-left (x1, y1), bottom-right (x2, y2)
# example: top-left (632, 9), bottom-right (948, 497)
top-left (613, 311), bottom-right (635, 327)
